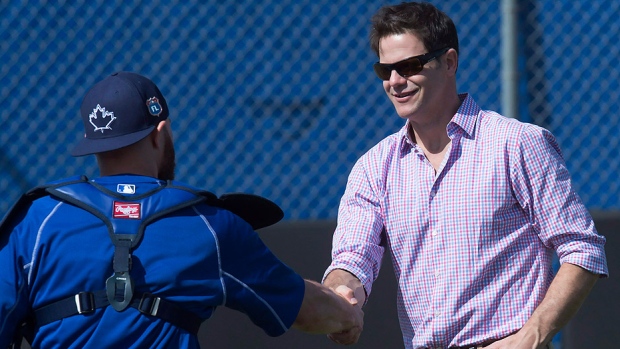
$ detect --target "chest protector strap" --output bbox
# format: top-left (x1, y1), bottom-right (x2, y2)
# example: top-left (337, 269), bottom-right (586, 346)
top-left (48, 178), bottom-right (206, 312)
top-left (33, 177), bottom-right (208, 334)
top-left (34, 290), bottom-right (202, 335)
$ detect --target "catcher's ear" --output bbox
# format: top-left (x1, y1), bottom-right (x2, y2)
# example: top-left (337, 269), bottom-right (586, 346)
top-left (150, 120), bottom-right (169, 148)
top-left (156, 119), bottom-right (169, 132)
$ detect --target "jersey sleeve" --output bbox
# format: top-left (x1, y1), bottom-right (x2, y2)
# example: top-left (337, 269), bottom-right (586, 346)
top-left (206, 208), bottom-right (305, 337)
top-left (0, 207), bottom-right (34, 347)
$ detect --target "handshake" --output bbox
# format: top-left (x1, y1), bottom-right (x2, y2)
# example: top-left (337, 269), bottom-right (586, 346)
top-left (327, 284), bottom-right (365, 345)
top-left (293, 269), bottom-right (365, 345)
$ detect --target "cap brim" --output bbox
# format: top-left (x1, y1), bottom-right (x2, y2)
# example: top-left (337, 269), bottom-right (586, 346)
top-left (71, 126), bottom-right (156, 156)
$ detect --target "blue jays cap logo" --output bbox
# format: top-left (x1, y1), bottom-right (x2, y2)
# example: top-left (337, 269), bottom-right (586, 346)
top-left (89, 104), bottom-right (116, 133)
top-left (146, 97), bottom-right (163, 117)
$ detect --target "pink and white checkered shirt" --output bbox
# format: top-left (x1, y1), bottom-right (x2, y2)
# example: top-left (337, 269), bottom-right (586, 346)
top-left (325, 94), bottom-right (608, 349)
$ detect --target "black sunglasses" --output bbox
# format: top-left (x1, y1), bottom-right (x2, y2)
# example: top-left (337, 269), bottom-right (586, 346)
top-left (373, 47), bottom-right (450, 80)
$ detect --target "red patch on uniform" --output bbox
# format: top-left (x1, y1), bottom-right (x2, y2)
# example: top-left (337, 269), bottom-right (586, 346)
top-left (113, 201), bottom-right (141, 219)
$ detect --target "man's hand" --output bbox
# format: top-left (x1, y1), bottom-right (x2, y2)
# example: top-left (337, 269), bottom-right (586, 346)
top-left (484, 263), bottom-right (599, 349)
top-left (327, 325), bottom-right (362, 345)
top-left (292, 279), bottom-right (363, 340)
top-left (334, 285), bottom-right (359, 306)
top-left (481, 332), bottom-right (546, 349)
top-left (323, 269), bottom-right (366, 306)
top-left (326, 284), bottom-right (362, 344)
top-left (323, 270), bottom-right (366, 344)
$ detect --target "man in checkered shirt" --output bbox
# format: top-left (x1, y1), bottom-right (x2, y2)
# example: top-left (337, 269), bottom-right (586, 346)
top-left (323, 2), bottom-right (608, 349)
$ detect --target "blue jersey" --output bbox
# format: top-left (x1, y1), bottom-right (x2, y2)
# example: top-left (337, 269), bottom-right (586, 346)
top-left (0, 175), bottom-right (305, 348)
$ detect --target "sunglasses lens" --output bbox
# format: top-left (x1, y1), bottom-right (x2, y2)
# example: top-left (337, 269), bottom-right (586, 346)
top-left (373, 64), bottom-right (391, 80)
top-left (373, 57), bottom-right (423, 80)
top-left (396, 58), bottom-right (422, 77)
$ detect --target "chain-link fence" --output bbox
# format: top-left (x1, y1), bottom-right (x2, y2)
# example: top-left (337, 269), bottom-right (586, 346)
top-left (1, 0), bottom-right (618, 220)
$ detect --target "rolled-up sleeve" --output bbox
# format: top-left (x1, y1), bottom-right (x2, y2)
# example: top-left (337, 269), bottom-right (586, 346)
top-left (323, 157), bottom-right (386, 297)
top-left (510, 125), bottom-right (608, 276)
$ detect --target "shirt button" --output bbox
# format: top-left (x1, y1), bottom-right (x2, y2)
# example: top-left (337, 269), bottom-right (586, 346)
top-left (431, 229), bottom-right (438, 237)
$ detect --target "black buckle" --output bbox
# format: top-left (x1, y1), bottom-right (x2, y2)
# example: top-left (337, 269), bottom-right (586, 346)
top-left (138, 293), bottom-right (161, 316)
top-left (75, 292), bottom-right (95, 314)
top-left (105, 271), bottom-right (134, 312)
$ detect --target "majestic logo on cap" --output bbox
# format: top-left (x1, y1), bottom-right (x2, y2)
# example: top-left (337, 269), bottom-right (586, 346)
top-left (89, 104), bottom-right (116, 133)
top-left (146, 97), bottom-right (163, 117)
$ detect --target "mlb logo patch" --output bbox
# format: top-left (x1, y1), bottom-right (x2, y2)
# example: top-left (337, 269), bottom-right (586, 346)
top-left (117, 184), bottom-right (136, 194)
top-left (113, 201), bottom-right (141, 219)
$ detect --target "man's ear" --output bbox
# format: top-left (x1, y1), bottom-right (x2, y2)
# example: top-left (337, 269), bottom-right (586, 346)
top-left (156, 120), bottom-right (168, 132)
top-left (446, 48), bottom-right (458, 76)
top-left (150, 120), bottom-right (168, 148)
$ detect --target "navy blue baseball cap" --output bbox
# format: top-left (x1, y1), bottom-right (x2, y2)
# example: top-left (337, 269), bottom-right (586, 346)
top-left (71, 71), bottom-right (169, 157)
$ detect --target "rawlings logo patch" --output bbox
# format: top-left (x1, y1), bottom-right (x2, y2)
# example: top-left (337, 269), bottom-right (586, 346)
top-left (113, 202), bottom-right (141, 219)
top-left (146, 97), bottom-right (163, 116)
top-left (89, 104), bottom-right (116, 133)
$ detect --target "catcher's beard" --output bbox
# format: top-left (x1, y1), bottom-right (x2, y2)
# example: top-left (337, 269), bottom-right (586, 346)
top-left (158, 127), bottom-right (176, 181)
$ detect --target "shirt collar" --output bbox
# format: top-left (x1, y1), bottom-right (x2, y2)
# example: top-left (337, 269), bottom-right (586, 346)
top-left (399, 93), bottom-right (481, 147)
top-left (449, 93), bottom-right (480, 139)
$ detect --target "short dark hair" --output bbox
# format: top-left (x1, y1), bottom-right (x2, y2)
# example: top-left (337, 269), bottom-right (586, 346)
top-left (369, 2), bottom-right (459, 58)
